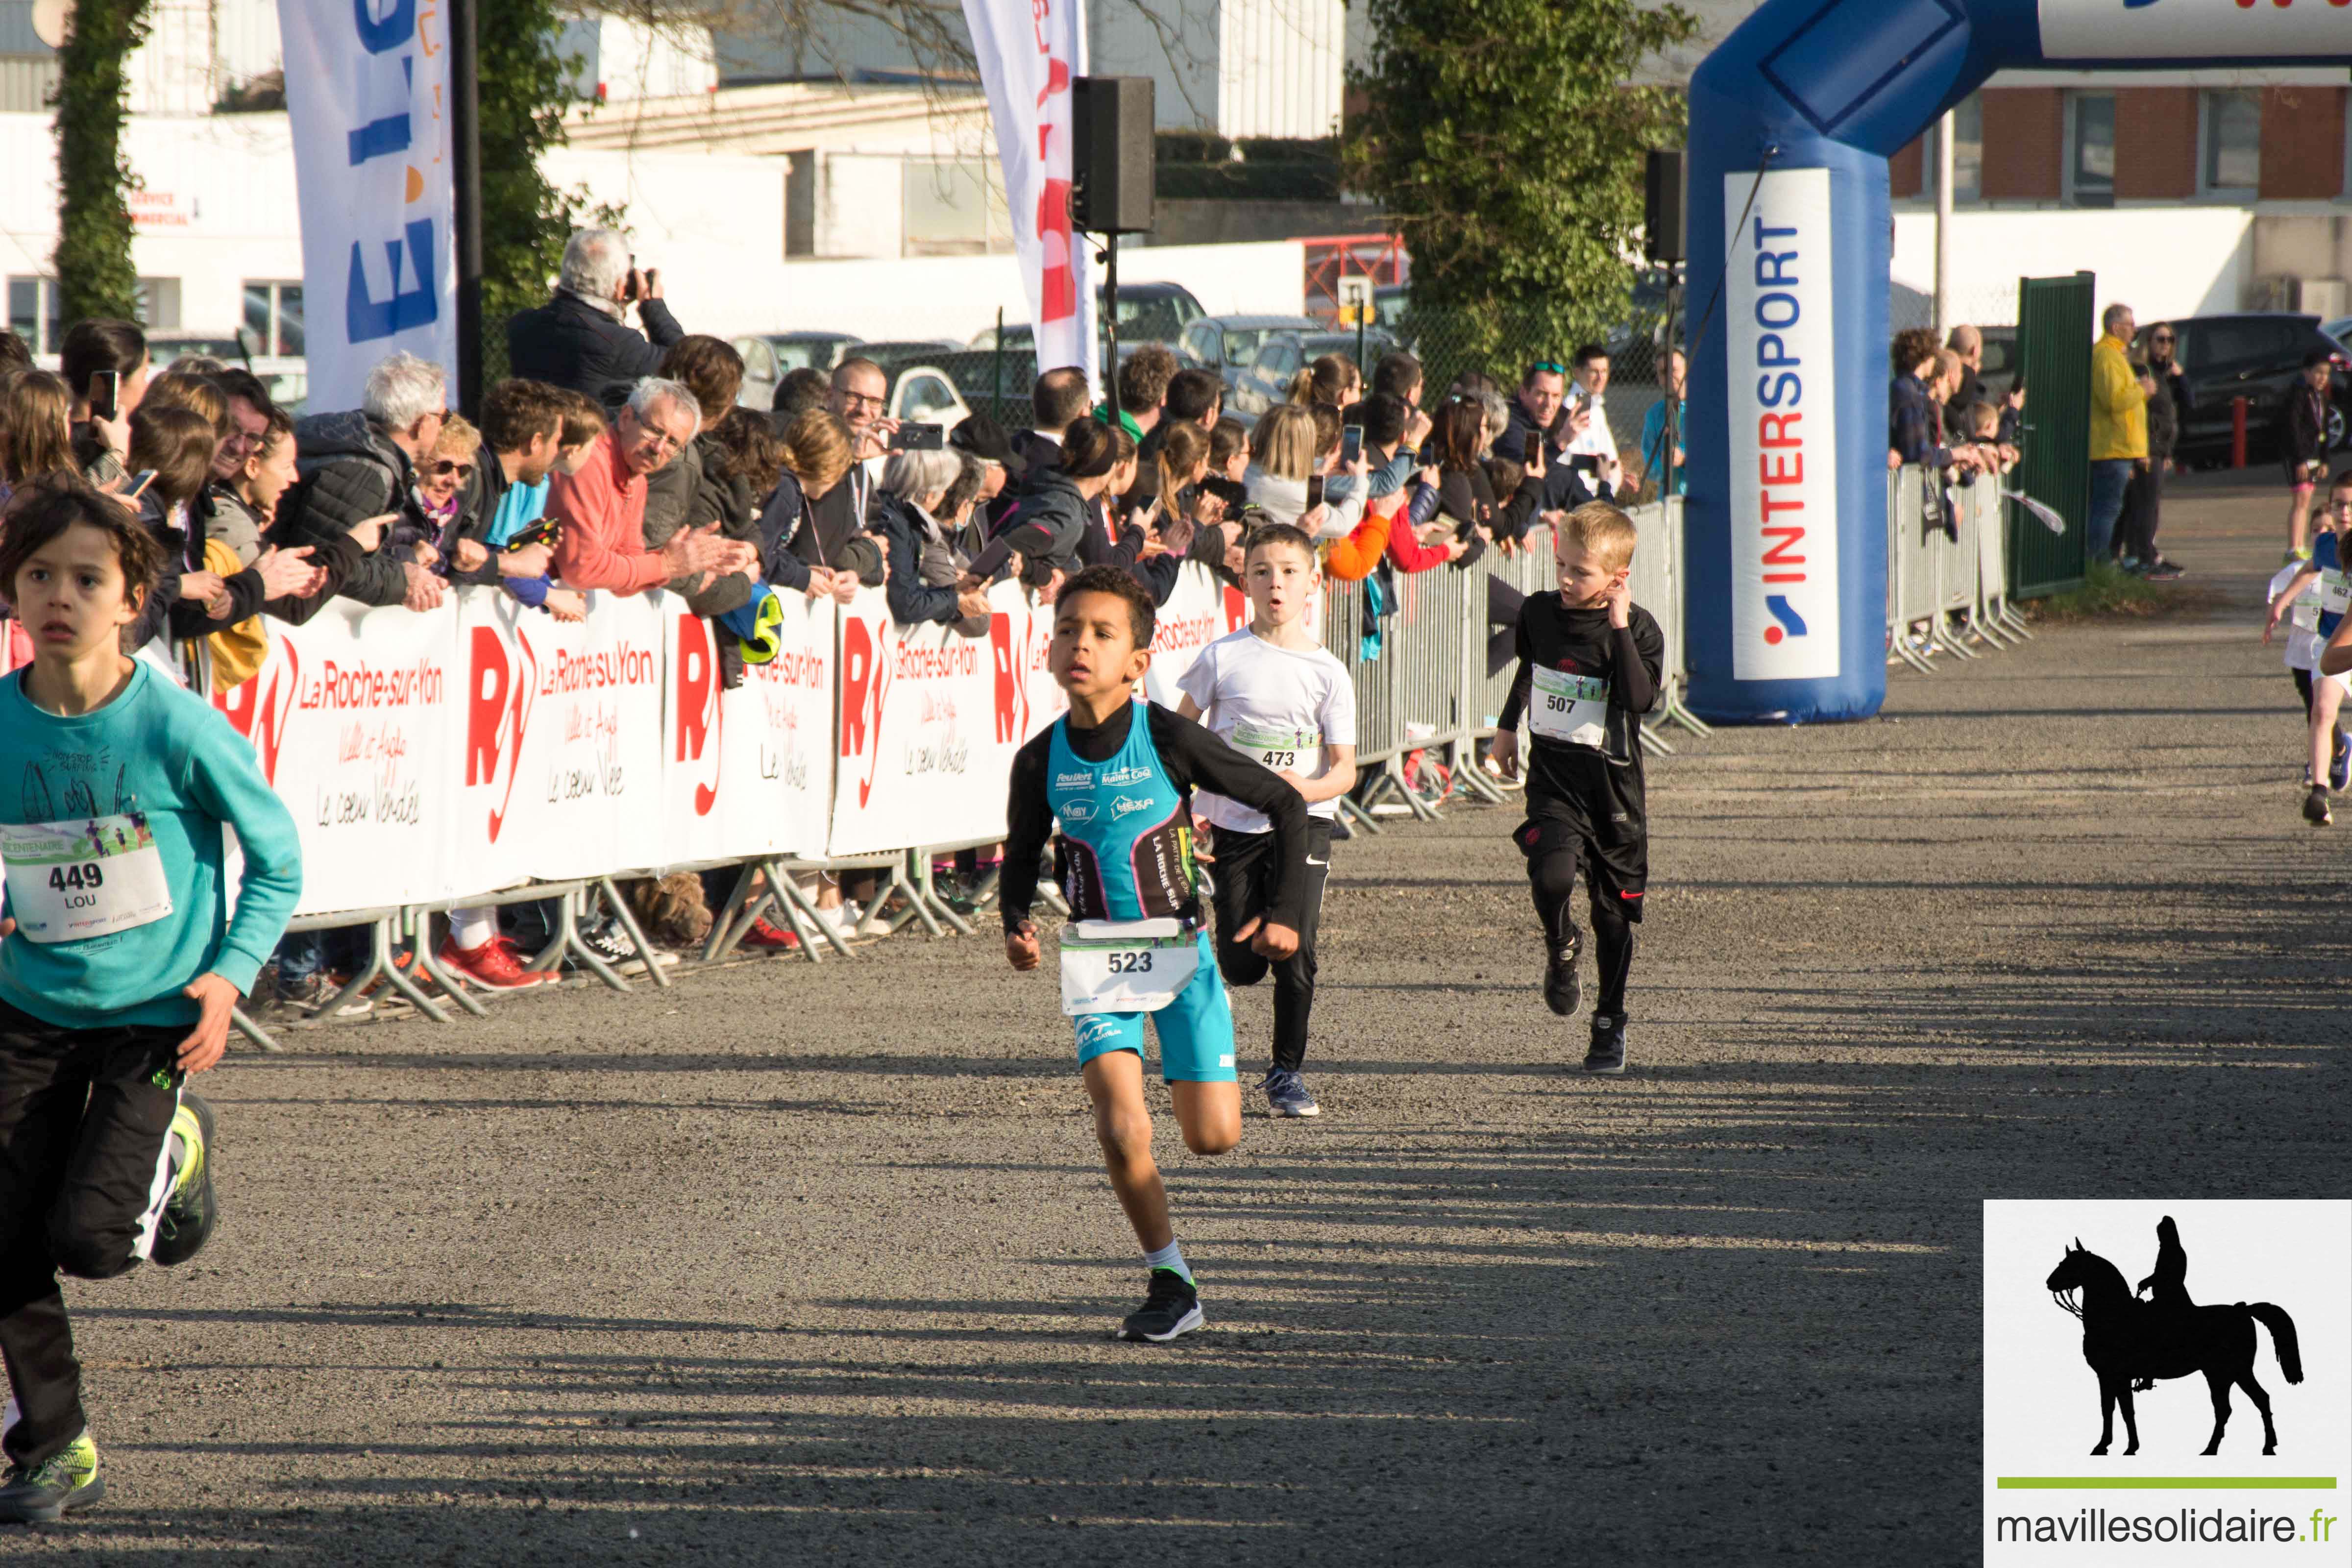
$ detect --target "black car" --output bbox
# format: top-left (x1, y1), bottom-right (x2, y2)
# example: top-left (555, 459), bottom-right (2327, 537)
top-left (2135, 313), bottom-right (2351, 466)
top-left (969, 281), bottom-right (1208, 360)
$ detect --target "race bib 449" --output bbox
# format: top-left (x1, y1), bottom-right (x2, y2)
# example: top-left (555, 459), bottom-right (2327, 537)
top-left (0, 816), bottom-right (174, 944)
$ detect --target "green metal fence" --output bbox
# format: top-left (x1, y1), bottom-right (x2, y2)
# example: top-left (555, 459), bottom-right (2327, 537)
top-left (2009, 271), bottom-right (2095, 599)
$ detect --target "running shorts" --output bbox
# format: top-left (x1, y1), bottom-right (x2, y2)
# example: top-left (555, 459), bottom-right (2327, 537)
top-left (1070, 930), bottom-right (1237, 1082)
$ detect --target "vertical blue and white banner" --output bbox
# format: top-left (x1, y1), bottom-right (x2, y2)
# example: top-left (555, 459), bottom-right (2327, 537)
top-left (959, 0), bottom-right (1099, 392)
top-left (1725, 167), bottom-right (1839, 683)
top-left (277, 0), bottom-right (457, 413)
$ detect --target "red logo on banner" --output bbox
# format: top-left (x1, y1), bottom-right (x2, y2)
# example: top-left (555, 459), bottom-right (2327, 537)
top-left (1222, 586), bottom-right (1248, 635)
top-left (838, 613), bottom-right (894, 806)
top-left (466, 624), bottom-right (537, 842)
top-left (989, 611), bottom-right (1029, 742)
top-left (213, 640), bottom-right (299, 785)
top-left (673, 612), bottom-right (722, 815)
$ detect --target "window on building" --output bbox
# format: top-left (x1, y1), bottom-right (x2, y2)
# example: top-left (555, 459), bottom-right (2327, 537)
top-left (135, 277), bottom-right (181, 332)
top-left (2201, 90), bottom-right (2261, 196)
top-left (242, 281), bottom-right (305, 355)
top-left (902, 158), bottom-right (995, 257)
top-left (1928, 93), bottom-right (1984, 203)
top-left (2068, 93), bottom-right (2115, 207)
top-left (7, 277), bottom-right (60, 355)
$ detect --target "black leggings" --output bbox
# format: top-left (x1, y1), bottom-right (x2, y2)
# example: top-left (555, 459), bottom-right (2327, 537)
top-left (0, 999), bottom-right (186, 1470)
top-left (1524, 835), bottom-right (1635, 1018)
top-left (1208, 818), bottom-right (1333, 1073)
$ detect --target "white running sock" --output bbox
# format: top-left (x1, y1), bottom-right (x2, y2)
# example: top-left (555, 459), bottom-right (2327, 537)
top-left (448, 906), bottom-right (498, 951)
top-left (1144, 1241), bottom-right (1191, 1283)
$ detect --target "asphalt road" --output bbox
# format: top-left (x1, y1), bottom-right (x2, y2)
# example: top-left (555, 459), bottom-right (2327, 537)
top-left (9, 474), bottom-right (2345, 1565)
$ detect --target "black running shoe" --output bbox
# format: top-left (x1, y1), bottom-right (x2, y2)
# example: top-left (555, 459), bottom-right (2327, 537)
top-left (1584, 1013), bottom-right (1627, 1076)
top-left (1117, 1268), bottom-right (1203, 1343)
top-left (2304, 786), bottom-right (2333, 828)
top-left (1543, 929), bottom-right (1584, 1017)
top-left (150, 1094), bottom-right (216, 1267)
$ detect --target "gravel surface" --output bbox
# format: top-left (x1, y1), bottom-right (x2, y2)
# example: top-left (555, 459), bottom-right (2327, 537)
top-left (9, 475), bottom-right (2346, 1565)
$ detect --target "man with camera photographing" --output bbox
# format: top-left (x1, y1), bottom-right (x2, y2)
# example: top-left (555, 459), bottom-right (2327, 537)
top-left (506, 228), bottom-right (688, 410)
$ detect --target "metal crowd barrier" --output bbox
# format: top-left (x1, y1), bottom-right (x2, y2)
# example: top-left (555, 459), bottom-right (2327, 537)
top-left (228, 501), bottom-right (1735, 1047)
top-left (1885, 466), bottom-right (2032, 676)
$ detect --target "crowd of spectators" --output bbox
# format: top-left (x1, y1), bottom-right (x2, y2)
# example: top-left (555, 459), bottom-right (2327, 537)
top-left (1, 225), bottom-right (1711, 993)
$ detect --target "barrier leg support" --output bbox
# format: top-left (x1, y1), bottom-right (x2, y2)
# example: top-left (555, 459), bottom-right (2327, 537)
top-left (1335, 793), bottom-right (1384, 834)
top-left (230, 1005), bottom-right (283, 1053)
top-left (913, 850), bottom-right (976, 937)
top-left (598, 877), bottom-right (672, 989)
top-left (559, 887), bottom-right (631, 992)
top-left (776, 865), bottom-right (855, 959)
top-left (701, 861), bottom-right (763, 963)
top-left (405, 908), bottom-right (491, 1018)
top-left (370, 916), bottom-right (451, 1022)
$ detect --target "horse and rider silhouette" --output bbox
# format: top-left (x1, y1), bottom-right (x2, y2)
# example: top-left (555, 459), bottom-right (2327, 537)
top-left (2045, 1217), bottom-right (2303, 1457)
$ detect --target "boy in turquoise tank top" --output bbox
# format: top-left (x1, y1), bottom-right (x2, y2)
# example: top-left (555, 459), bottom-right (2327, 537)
top-left (1002, 566), bottom-right (1311, 1342)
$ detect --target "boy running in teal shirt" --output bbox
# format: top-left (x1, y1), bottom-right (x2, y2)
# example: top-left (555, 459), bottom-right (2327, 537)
top-left (0, 482), bottom-right (302, 1520)
top-left (1001, 566), bottom-right (1309, 1342)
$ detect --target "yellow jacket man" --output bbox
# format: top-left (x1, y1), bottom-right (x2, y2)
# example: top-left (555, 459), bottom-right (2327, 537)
top-left (2086, 302), bottom-right (2148, 560)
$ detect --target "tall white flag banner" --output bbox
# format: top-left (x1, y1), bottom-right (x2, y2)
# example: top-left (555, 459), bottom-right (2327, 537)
top-left (959, 0), bottom-right (1099, 390)
top-left (276, 0), bottom-right (459, 412)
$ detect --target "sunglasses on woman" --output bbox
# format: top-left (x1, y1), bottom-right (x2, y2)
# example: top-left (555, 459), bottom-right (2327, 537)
top-left (430, 459), bottom-right (475, 479)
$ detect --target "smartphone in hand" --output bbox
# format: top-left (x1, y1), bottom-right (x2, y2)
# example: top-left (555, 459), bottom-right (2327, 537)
top-left (1521, 430), bottom-right (1542, 466)
top-left (889, 423), bottom-right (946, 451)
top-left (1341, 425), bottom-right (1363, 467)
top-left (1306, 474), bottom-right (1325, 512)
top-left (124, 468), bottom-right (157, 499)
top-left (91, 371), bottom-right (119, 422)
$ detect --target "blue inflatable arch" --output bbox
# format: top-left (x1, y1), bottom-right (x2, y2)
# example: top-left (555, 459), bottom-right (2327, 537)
top-left (1685, 0), bottom-right (2352, 723)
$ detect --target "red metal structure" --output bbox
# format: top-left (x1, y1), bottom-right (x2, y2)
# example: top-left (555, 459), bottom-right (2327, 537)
top-left (1300, 233), bottom-right (1410, 320)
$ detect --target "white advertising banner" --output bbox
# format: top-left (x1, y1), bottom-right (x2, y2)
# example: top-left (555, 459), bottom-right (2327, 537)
top-left (1724, 167), bottom-right (1840, 682)
top-left (1141, 562), bottom-right (1247, 709)
top-left (660, 594), bottom-right (837, 865)
top-left (2039, 0), bottom-right (2352, 61)
top-left (829, 587), bottom-right (1024, 857)
top-left (449, 588), bottom-right (664, 885)
top-left (957, 0), bottom-right (1098, 389)
top-left (210, 599), bottom-right (455, 915)
top-left (275, 0), bottom-right (458, 412)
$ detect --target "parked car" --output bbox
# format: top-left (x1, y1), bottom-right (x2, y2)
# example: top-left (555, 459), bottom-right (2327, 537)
top-left (970, 281), bottom-right (1208, 358)
top-left (2135, 313), bottom-right (2351, 466)
top-left (732, 332), bottom-right (864, 410)
top-left (1227, 328), bottom-right (1401, 416)
top-left (1975, 325), bottom-right (2020, 402)
top-left (1173, 314), bottom-right (1323, 408)
top-left (148, 330), bottom-right (308, 415)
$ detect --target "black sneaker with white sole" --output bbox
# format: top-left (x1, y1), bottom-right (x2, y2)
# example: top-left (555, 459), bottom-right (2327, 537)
top-left (2304, 786), bottom-right (2333, 828)
top-left (1584, 1012), bottom-right (1627, 1076)
top-left (1543, 929), bottom-right (1584, 1017)
top-left (1118, 1268), bottom-right (1204, 1343)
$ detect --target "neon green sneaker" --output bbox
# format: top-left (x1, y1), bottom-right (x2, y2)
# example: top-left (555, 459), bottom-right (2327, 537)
top-left (150, 1095), bottom-right (216, 1267)
top-left (0, 1432), bottom-right (103, 1522)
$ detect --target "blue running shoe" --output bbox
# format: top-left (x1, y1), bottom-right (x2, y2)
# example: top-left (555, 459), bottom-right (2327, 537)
top-left (1261, 1068), bottom-right (1322, 1119)
top-left (2331, 733), bottom-right (2349, 794)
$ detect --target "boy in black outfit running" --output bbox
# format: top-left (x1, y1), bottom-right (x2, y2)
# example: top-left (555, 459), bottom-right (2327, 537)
top-left (1489, 502), bottom-right (1664, 1074)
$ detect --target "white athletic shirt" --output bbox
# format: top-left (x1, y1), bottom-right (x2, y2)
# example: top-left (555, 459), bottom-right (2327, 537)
top-left (1176, 626), bottom-right (1357, 833)
top-left (2270, 562), bottom-right (2321, 673)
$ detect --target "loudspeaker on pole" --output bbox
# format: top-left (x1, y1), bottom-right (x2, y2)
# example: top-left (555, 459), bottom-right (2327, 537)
top-left (1072, 76), bottom-right (1155, 236)
top-left (1645, 149), bottom-right (1687, 266)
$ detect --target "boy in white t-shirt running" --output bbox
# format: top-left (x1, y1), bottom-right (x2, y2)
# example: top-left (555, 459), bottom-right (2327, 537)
top-left (1176, 524), bottom-right (1358, 1119)
top-left (2263, 556), bottom-right (2347, 794)
top-left (2264, 470), bottom-right (2352, 824)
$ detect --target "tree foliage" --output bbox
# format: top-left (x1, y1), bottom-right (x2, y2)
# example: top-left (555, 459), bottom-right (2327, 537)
top-left (52, 0), bottom-right (152, 326)
top-left (1346, 0), bottom-right (1694, 376)
top-left (479, 0), bottom-right (619, 370)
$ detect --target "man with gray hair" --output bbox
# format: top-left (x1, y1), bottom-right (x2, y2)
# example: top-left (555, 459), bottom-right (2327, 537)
top-left (505, 227), bottom-right (686, 407)
top-left (548, 377), bottom-right (755, 596)
top-left (2088, 300), bottom-right (2150, 562)
top-left (276, 349), bottom-right (451, 614)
